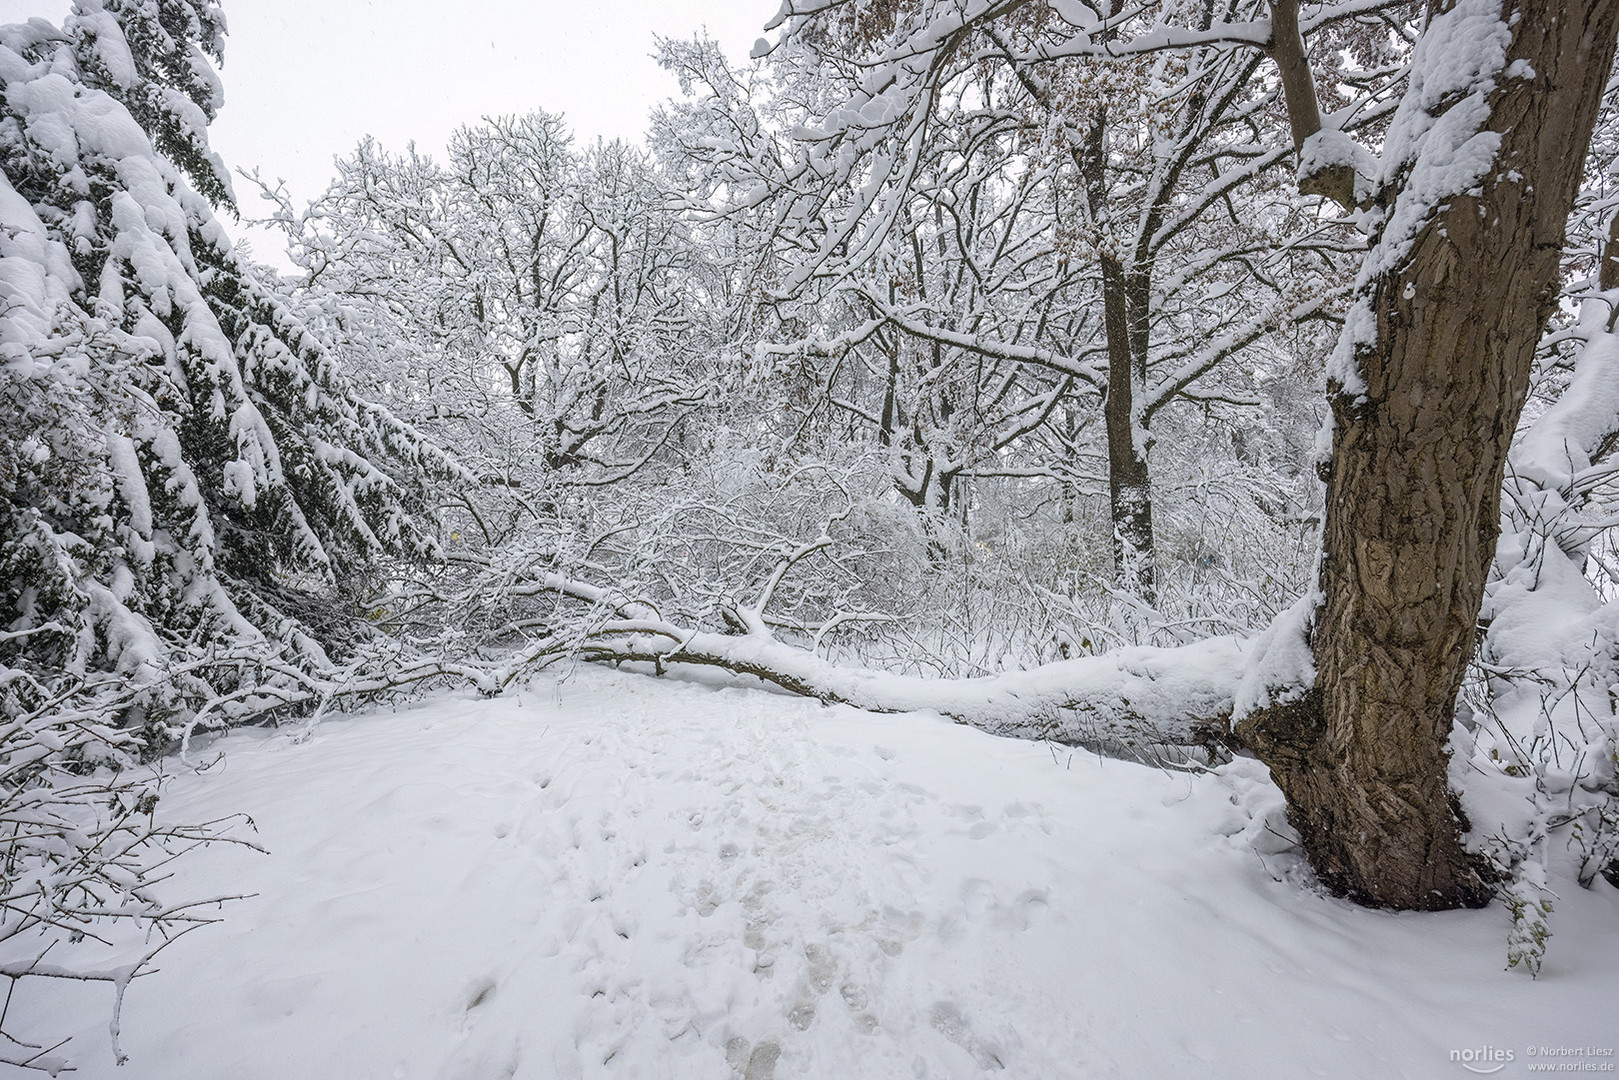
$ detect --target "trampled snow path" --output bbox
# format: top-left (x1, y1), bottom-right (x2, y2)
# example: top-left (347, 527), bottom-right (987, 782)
top-left (20, 668), bottom-right (1619, 1079)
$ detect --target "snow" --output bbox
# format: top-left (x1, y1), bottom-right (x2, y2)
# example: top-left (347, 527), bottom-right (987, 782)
top-left (0, 173), bottom-right (78, 353)
top-left (1232, 588), bottom-right (1317, 720)
top-left (1296, 128), bottom-right (1377, 206)
top-left (20, 670), bottom-right (1619, 1079)
top-left (1462, 301), bottom-right (1619, 905)
top-left (75, 9), bottom-right (135, 89)
top-left (1512, 302), bottom-right (1619, 491)
top-left (1326, 0), bottom-right (1515, 397)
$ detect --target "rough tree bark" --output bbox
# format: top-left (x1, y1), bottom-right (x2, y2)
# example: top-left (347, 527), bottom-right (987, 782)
top-left (1239, 0), bottom-right (1619, 910)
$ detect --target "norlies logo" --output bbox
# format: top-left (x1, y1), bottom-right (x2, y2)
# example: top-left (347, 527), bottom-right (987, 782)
top-left (1452, 1047), bottom-right (1517, 1074)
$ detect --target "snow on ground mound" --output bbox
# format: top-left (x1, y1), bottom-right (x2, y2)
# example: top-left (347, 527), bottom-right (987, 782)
top-left (23, 669), bottom-right (1619, 1079)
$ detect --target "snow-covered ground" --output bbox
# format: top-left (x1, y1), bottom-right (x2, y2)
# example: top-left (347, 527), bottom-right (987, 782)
top-left (20, 669), bottom-right (1619, 1079)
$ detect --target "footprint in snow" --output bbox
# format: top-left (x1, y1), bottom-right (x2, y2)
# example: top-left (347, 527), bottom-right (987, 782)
top-left (961, 878), bottom-right (997, 922)
top-left (461, 977), bottom-right (496, 1031)
top-left (1006, 888), bottom-right (1051, 931)
top-left (787, 1000), bottom-right (816, 1031)
top-left (725, 1037), bottom-right (781, 1080)
top-left (804, 942), bottom-right (837, 994)
top-left (931, 1001), bottom-right (1008, 1070)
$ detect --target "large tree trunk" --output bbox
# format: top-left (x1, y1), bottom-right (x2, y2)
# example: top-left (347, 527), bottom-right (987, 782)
top-left (1241, 0), bottom-right (1619, 910)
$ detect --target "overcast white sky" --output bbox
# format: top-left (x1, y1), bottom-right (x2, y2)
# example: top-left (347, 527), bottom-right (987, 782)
top-left (0, 0), bottom-right (770, 262)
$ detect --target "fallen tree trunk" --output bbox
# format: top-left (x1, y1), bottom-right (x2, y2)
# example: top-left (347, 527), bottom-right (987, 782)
top-left (509, 572), bottom-right (1245, 757)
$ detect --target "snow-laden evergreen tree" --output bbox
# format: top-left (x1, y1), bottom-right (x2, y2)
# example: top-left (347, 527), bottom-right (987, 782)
top-left (1, 3), bottom-right (463, 733)
top-left (0, 5), bottom-right (465, 1066)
